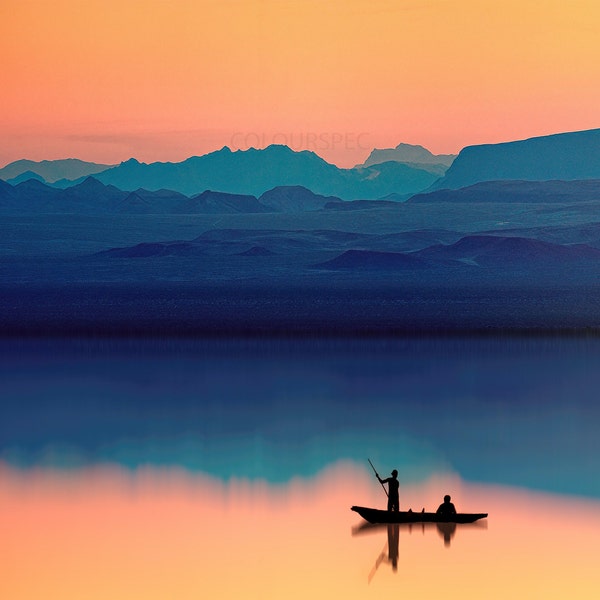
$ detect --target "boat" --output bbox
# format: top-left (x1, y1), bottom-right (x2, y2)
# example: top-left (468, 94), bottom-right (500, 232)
top-left (351, 505), bottom-right (488, 524)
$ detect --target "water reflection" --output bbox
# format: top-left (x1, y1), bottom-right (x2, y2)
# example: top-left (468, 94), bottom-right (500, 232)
top-left (2, 462), bottom-right (600, 599)
top-left (354, 518), bottom-right (485, 582)
top-left (2, 336), bottom-right (600, 497)
top-left (352, 508), bottom-right (491, 583)
top-left (437, 521), bottom-right (456, 547)
top-left (366, 525), bottom-right (399, 581)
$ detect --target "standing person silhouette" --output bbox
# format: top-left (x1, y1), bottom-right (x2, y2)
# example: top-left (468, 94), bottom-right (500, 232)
top-left (377, 469), bottom-right (400, 512)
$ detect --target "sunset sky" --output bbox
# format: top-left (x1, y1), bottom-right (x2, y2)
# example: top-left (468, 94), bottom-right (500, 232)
top-left (2, 0), bottom-right (599, 167)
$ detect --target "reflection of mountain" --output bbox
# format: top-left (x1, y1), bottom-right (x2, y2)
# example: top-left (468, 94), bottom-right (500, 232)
top-left (430, 128), bottom-right (600, 190)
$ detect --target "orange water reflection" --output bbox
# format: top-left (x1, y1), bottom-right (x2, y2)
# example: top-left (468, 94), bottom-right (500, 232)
top-left (1, 462), bottom-right (599, 599)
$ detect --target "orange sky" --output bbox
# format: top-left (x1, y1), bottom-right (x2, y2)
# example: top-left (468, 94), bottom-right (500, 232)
top-left (1, 0), bottom-right (599, 167)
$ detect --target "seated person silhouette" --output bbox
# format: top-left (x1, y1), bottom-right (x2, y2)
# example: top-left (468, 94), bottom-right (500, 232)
top-left (436, 494), bottom-right (457, 516)
top-left (377, 469), bottom-right (399, 512)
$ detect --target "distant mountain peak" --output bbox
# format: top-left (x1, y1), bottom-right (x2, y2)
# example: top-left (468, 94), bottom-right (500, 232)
top-left (120, 158), bottom-right (141, 166)
top-left (73, 176), bottom-right (107, 189)
top-left (360, 144), bottom-right (456, 170)
top-left (6, 170), bottom-right (47, 185)
top-left (394, 142), bottom-right (430, 152)
top-left (0, 158), bottom-right (115, 184)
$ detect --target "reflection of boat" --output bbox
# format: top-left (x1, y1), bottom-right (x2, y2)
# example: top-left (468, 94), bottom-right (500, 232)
top-left (351, 505), bottom-right (488, 524)
top-left (352, 518), bottom-right (487, 537)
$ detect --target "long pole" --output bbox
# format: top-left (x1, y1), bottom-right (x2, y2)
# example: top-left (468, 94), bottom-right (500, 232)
top-left (368, 458), bottom-right (388, 498)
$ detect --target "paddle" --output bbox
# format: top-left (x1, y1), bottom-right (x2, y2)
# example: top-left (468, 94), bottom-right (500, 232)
top-left (368, 458), bottom-right (388, 498)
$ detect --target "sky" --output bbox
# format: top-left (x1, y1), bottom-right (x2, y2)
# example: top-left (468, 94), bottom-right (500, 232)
top-left (1, 0), bottom-right (599, 167)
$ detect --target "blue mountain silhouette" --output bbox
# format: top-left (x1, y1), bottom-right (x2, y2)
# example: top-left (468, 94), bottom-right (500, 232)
top-left (430, 128), bottom-right (600, 190)
top-left (0, 158), bottom-right (114, 183)
top-left (85, 145), bottom-right (438, 199)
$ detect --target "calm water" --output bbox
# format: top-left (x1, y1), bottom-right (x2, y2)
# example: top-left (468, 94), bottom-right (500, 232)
top-left (1, 336), bottom-right (600, 599)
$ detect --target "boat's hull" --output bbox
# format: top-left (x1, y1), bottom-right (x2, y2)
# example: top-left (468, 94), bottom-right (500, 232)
top-left (351, 505), bottom-right (487, 524)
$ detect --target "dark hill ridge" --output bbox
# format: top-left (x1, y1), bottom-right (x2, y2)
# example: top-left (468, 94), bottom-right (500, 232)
top-left (236, 246), bottom-right (276, 256)
top-left (258, 185), bottom-right (341, 212)
top-left (314, 235), bottom-right (600, 273)
top-left (96, 229), bottom-right (600, 268)
top-left (478, 222), bottom-right (600, 249)
top-left (0, 178), bottom-right (344, 214)
top-left (62, 177), bottom-right (127, 205)
top-left (178, 190), bottom-right (268, 214)
top-left (97, 241), bottom-right (205, 259)
top-left (99, 229), bottom-right (380, 259)
top-left (118, 191), bottom-right (154, 213)
top-left (315, 249), bottom-right (427, 271)
top-left (6, 178), bottom-right (61, 211)
top-left (119, 189), bottom-right (188, 214)
top-left (415, 235), bottom-right (600, 267)
top-left (410, 179), bottom-right (600, 203)
top-left (431, 128), bottom-right (600, 190)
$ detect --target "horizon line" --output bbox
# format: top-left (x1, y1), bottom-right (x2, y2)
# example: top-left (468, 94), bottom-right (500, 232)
top-left (2, 125), bottom-right (599, 171)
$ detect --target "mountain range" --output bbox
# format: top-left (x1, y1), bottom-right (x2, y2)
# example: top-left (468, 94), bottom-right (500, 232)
top-left (0, 146), bottom-right (440, 200)
top-left (0, 177), bottom-right (345, 215)
top-left (81, 145), bottom-right (439, 199)
top-left (4, 174), bottom-right (600, 216)
top-left (3, 128), bottom-right (599, 202)
top-left (4, 123), bottom-right (600, 335)
top-left (431, 128), bottom-right (600, 190)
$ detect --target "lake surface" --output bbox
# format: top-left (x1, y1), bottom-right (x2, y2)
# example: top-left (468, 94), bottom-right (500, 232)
top-left (1, 336), bottom-right (600, 598)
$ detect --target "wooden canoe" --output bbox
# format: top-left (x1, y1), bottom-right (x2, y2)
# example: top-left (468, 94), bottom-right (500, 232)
top-left (351, 505), bottom-right (488, 524)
